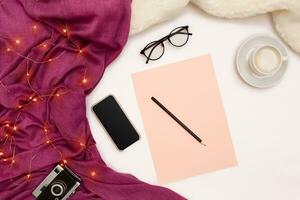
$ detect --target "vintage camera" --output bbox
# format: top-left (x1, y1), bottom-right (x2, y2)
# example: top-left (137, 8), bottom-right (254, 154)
top-left (32, 165), bottom-right (81, 200)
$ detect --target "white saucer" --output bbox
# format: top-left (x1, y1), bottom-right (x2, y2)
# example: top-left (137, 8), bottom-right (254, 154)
top-left (236, 35), bottom-right (288, 88)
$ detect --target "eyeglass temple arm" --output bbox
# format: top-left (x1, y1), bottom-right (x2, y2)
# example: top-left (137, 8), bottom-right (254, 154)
top-left (140, 48), bottom-right (156, 64)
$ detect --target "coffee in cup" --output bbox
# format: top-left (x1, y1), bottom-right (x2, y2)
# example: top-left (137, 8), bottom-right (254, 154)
top-left (250, 45), bottom-right (285, 77)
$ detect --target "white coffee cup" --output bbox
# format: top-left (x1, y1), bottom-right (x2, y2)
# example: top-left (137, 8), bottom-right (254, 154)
top-left (249, 45), bottom-right (286, 77)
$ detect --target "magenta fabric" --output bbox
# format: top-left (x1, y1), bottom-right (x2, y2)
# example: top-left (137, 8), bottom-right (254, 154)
top-left (0, 0), bottom-right (185, 199)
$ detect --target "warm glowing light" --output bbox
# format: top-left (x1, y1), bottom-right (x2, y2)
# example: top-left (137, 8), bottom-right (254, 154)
top-left (1, 25), bottom-right (92, 175)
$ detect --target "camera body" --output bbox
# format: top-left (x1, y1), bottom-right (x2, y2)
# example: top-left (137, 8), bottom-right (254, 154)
top-left (32, 165), bottom-right (81, 200)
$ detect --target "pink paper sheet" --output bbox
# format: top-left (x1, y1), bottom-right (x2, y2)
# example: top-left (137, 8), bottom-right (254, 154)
top-left (132, 55), bottom-right (237, 184)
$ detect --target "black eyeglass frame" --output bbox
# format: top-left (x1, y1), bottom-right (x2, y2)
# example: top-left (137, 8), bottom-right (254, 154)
top-left (140, 26), bottom-right (192, 64)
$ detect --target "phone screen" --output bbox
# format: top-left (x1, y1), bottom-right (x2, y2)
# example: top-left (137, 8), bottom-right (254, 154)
top-left (92, 95), bottom-right (139, 150)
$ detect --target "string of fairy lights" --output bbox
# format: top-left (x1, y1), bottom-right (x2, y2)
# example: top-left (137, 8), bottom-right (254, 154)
top-left (0, 22), bottom-right (97, 180)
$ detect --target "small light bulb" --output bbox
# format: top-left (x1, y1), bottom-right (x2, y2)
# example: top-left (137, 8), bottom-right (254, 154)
top-left (56, 93), bottom-right (60, 97)
top-left (79, 49), bottom-right (83, 54)
top-left (15, 39), bottom-right (20, 44)
top-left (5, 124), bottom-right (10, 127)
top-left (43, 44), bottom-right (47, 48)
top-left (91, 171), bottom-right (96, 177)
top-left (63, 28), bottom-right (67, 33)
top-left (48, 58), bottom-right (52, 62)
top-left (6, 48), bottom-right (11, 52)
top-left (63, 160), bottom-right (67, 164)
top-left (3, 158), bottom-right (7, 162)
top-left (13, 126), bottom-right (17, 131)
top-left (33, 25), bottom-right (37, 30)
top-left (26, 73), bottom-right (30, 77)
top-left (46, 140), bottom-right (50, 144)
top-left (18, 105), bottom-right (22, 109)
top-left (32, 98), bottom-right (37, 102)
top-left (29, 96), bottom-right (33, 100)
top-left (12, 160), bottom-right (15, 164)
top-left (80, 142), bottom-right (84, 146)
top-left (82, 78), bottom-right (87, 84)
top-left (0, 152), bottom-right (3, 156)
top-left (27, 174), bottom-right (31, 179)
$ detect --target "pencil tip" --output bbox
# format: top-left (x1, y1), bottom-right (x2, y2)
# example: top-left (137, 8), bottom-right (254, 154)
top-left (201, 142), bottom-right (206, 147)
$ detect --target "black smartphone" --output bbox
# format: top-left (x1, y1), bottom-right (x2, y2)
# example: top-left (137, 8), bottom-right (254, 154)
top-left (92, 95), bottom-right (139, 150)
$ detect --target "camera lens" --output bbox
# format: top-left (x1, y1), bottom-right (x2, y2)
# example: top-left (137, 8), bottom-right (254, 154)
top-left (51, 183), bottom-right (65, 197)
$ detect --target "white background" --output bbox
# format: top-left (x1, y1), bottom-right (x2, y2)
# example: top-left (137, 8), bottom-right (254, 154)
top-left (87, 4), bottom-right (300, 200)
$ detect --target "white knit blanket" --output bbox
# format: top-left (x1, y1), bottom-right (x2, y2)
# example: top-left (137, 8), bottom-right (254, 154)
top-left (131, 0), bottom-right (300, 54)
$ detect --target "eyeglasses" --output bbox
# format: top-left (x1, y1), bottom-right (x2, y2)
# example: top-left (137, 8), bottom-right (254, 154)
top-left (140, 26), bottom-right (192, 64)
